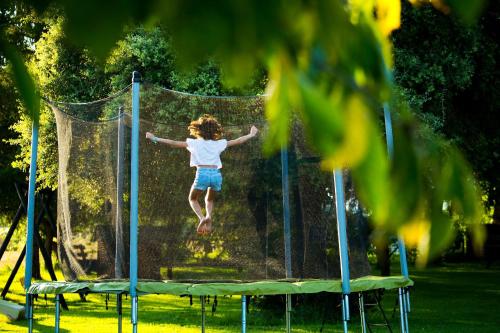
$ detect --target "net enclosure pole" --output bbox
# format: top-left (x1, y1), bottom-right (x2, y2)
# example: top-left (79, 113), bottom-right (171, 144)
top-left (281, 148), bottom-right (292, 277)
top-left (280, 147), bottom-right (292, 333)
top-left (115, 106), bottom-right (125, 279)
top-left (383, 103), bottom-right (410, 280)
top-left (333, 169), bottom-right (350, 333)
top-left (130, 71), bottom-right (141, 333)
top-left (384, 102), bottom-right (410, 333)
top-left (383, 102), bottom-right (411, 332)
top-left (24, 119), bottom-right (39, 322)
top-left (382, 67), bottom-right (411, 285)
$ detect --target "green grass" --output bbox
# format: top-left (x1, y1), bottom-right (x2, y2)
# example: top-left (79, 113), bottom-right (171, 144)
top-left (0, 251), bottom-right (499, 332)
top-left (403, 263), bottom-right (500, 333)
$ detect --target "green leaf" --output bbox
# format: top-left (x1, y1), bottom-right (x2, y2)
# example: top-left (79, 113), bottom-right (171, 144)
top-left (352, 120), bottom-right (391, 226)
top-left (0, 33), bottom-right (40, 123)
top-left (263, 54), bottom-right (294, 154)
top-left (62, 0), bottom-right (134, 59)
top-left (297, 74), bottom-right (345, 160)
top-left (389, 121), bottom-right (422, 226)
top-left (426, 200), bottom-right (455, 263)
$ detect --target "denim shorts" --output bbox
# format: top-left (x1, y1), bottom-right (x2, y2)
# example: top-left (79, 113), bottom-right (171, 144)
top-left (193, 168), bottom-right (223, 191)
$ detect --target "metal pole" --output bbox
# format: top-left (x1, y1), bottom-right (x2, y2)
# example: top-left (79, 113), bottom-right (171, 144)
top-left (383, 102), bottom-right (410, 279)
top-left (201, 296), bottom-right (206, 333)
top-left (383, 103), bottom-right (394, 159)
top-left (130, 71), bottom-right (141, 333)
top-left (403, 289), bottom-right (410, 333)
top-left (398, 288), bottom-right (406, 333)
top-left (342, 294), bottom-right (350, 331)
top-left (359, 293), bottom-right (368, 333)
top-left (115, 107), bottom-right (125, 279)
top-left (55, 294), bottom-right (60, 333)
top-left (27, 294), bottom-right (33, 333)
top-left (117, 294), bottom-right (123, 333)
top-left (405, 288), bottom-right (411, 312)
top-left (333, 170), bottom-right (350, 333)
top-left (286, 294), bottom-right (292, 333)
top-left (280, 148), bottom-right (292, 277)
top-left (241, 295), bottom-right (247, 333)
top-left (131, 295), bottom-right (138, 333)
top-left (397, 237), bottom-right (410, 279)
top-left (281, 148), bottom-right (292, 333)
top-left (384, 103), bottom-right (411, 329)
top-left (404, 288), bottom-right (410, 331)
top-left (25, 119), bottom-right (39, 318)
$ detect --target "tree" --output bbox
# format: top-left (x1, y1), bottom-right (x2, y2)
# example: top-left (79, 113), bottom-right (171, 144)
top-left (393, 2), bottom-right (499, 223)
top-left (9, 18), bottom-right (110, 191)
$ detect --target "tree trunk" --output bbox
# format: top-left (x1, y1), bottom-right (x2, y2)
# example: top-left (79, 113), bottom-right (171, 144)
top-left (374, 234), bottom-right (391, 276)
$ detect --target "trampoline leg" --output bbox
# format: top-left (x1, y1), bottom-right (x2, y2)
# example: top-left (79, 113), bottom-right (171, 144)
top-left (117, 294), bottom-right (122, 333)
top-left (285, 294), bottom-right (292, 333)
top-left (398, 288), bottom-right (406, 333)
top-left (341, 293), bottom-right (349, 333)
top-left (343, 320), bottom-right (348, 333)
top-left (201, 296), bottom-right (206, 333)
top-left (404, 288), bottom-right (410, 333)
top-left (241, 295), bottom-right (246, 333)
top-left (27, 294), bottom-right (34, 333)
top-left (405, 288), bottom-right (411, 312)
top-left (131, 296), bottom-right (138, 333)
top-left (55, 294), bottom-right (60, 333)
top-left (359, 293), bottom-right (368, 333)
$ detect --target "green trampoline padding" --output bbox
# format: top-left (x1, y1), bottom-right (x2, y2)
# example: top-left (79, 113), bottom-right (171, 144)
top-left (28, 276), bottom-right (413, 296)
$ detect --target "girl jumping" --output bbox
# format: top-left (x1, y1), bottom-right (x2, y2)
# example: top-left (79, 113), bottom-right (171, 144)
top-left (146, 114), bottom-right (258, 235)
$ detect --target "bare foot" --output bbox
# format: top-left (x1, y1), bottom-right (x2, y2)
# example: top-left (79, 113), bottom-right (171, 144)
top-left (204, 217), bottom-right (212, 234)
top-left (197, 218), bottom-right (209, 235)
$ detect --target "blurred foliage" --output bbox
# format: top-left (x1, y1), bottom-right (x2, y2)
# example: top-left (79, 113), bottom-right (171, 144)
top-left (2, 0), bottom-right (490, 263)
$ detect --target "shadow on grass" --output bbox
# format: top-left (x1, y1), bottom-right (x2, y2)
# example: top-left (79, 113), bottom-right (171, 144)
top-left (9, 318), bottom-right (70, 333)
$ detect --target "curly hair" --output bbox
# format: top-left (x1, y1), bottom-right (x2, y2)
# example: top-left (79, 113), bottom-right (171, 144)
top-left (188, 114), bottom-right (224, 140)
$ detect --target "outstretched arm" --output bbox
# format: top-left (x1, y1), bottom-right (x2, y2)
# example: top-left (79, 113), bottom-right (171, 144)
top-left (227, 126), bottom-right (258, 147)
top-left (146, 132), bottom-right (187, 148)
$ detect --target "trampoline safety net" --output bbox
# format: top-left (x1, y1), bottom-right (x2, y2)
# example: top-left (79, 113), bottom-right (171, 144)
top-left (49, 82), bottom-right (371, 282)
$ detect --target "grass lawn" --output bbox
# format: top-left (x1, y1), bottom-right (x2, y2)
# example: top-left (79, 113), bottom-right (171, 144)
top-left (0, 250), bottom-right (499, 332)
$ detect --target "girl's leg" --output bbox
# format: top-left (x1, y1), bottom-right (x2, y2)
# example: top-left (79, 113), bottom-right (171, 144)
top-left (204, 188), bottom-right (217, 233)
top-left (189, 186), bottom-right (207, 234)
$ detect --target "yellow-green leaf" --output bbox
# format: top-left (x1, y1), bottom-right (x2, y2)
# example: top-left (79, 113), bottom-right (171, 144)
top-left (0, 33), bottom-right (40, 123)
top-left (376, 0), bottom-right (401, 36)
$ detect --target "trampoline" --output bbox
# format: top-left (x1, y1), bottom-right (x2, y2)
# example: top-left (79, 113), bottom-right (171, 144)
top-left (24, 72), bottom-right (412, 332)
top-left (29, 276), bottom-right (412, 296)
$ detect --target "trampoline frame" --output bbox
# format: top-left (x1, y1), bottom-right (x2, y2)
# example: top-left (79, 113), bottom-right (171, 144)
top-left (26, 277), bottom-right (412, 333)
top-left (24, 71), bottom-right (412, 332)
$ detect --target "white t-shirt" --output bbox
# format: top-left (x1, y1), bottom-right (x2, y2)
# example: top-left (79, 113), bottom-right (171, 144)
top-left (186, 138), bottom-right (228, 169)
